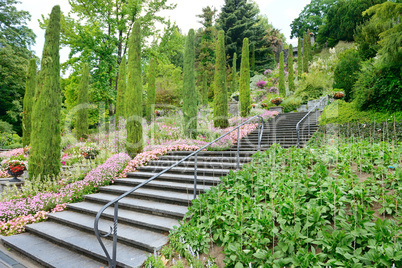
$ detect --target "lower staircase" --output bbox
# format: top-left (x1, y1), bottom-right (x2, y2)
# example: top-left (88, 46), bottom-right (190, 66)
top-left (1, 112), bottom-right (319, 267)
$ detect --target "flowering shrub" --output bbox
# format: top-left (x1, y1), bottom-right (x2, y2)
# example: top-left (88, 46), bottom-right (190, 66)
top-left (3, 159), bottom-right (26, 173)
top-left (0, 211), bottom-right (47, 236)
top-left (270, 97), bottom-right (283, 105)
top-left (255, 81), bottom-right (267, 89)
top-left (264, 69), bottom-right (272, 76)
top-left (0, 148), bottom-right (25, 160)
top-left (79, 144), bottom-right (100, 158)
top-left (268, 86), bottom-right (279, 94)
top-left (332, 91), bottom-right (345, 99)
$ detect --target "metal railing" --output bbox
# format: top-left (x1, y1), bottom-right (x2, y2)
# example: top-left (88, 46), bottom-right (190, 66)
top-left (296, 96), bottom-right (327, 147)
top-left (94, 115), bottom-right (265, 268)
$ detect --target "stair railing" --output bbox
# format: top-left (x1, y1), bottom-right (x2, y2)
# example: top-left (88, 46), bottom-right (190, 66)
top-left (296, 96), bottom-right (327, 147)
top-left (94, 115), bottom-right (265, 268)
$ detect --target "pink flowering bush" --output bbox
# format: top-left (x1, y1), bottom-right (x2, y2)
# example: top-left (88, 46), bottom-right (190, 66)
top-left (0, 211), bottom-right (47, 236)
top-left (0, 148), bottom-right (25, 160)
top-left (256, 80), bottom-right (267, 89)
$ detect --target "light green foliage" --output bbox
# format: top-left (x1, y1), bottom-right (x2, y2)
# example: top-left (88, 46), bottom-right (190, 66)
top-left (126, 22), bottom-right (143, 156)
top-left (116, 56), bottom-right (126, 124)
top-left (201, 72), bottom-right (208, 106)
top-left (281, 95), bottom-right (302, 112)
top-left (297, 37), bottom-right (302, 79)
top-left (251, 43), bottom-right (255, 74)
top-left (213, 30), bottom-right (229, 128)
top-left (155, 63), bottom-right (182, 105)
top-left (182, 29), bottom-right (197, 137)
top-left (239, 38), bottom-right (251, 117)
top-left (75, 63), bottom-right (90, 140)
top-left (22, 58), bottom-right (36, 146)
top-left (278, 51), bottom-right (285, 96)
top-left (302, 33), bottom-right (309, 73)
top-left (29, 5), bottom-right (61, 179)
top-left (230, 52), bottom-right (237, 93)
top-left (145, 58), bottom-right (157, 121)
top-left (288, 45), bottom-right (295, 92)
top-left (294, 70), bottom-right (332, 103)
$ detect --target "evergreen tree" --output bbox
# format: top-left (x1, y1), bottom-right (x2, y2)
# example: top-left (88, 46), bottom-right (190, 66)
top-left (307, 29), bottom-right (313, 61)
top-left (278, 51), bottom-right (285, 96)
top-left (251, 43), bottom-right (255, 74)
top-left (303, 33), bottom-right (309, 73)
top-left (116, 55), bottom-right (126, 124)
top-left (22, 58), bottom-right (36, 147)
top-left (201, 72), bottom-right (208, 106)
top-left (288, 45), bottom-right (295, 92)
top-left (145, 58), bottom-right (156, 122)
top-left (29, 5), bottom-right (61, 179)
top-left (231, 52), bottom-right (237, 93)
top-left (239, 38), bottom-right (251, 117)
top-left (76, 63), bottom-right (90, 139)
top-left (126, 21), bottom-right (143, 156)
top-left (297, 37), bottom-right (303, 78)
top-left (213, 30), bottom-right (229, 128)
top-left (183, 29), bottom-right (197, 137)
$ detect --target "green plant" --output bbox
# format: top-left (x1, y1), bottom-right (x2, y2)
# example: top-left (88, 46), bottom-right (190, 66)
top-left (294, 70), bottom-right (330, 103)
top-left (116, 55), bottom-right (126, 123)
top-left (303, 32), bottom-right (309, 73)
top-left (231, 52), bottom-right (237, 93)
top-left (278, 51), bottom-right (285, 96)
top-left (288, 44), bottom-right (295, 92)
top-left (297, 37), bottom-right (302, 79)
top-left (281, 96), bottom-right (302, 112)
top-left (22, 58), bottom-right (36, 147)
top-left (239, 38), bottom-right (251, 117)
top-left (76, 63), bottom-right (90, 140)
top-left (145, 58), bottom-right (157, 122)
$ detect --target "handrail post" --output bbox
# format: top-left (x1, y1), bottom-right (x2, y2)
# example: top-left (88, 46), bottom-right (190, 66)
top-left (296, 124), bottom-right (300, 147)
top-left (257, 118), bottom-right (261, 152)
top-left (236, 127), bottom-right (240, 171)
top-left (112, 202), bottom-right (118, 268)
top-left (193, 153), bottom-right (197, 200)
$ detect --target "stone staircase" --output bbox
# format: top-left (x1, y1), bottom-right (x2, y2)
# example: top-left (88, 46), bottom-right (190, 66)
top-left (1, 112), bottom-right (318, 267)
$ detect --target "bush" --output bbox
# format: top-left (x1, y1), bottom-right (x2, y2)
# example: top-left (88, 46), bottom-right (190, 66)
top-left (294, 70), bottom-right (331, 103)
top-left (281, 96), bottom-right (303, 112)
top-left (333, 48), bottom-right (361, 101)
top-left (0, 133), bottom-right (22, 149)
top-left (0, 121), bottom-right (14, 134)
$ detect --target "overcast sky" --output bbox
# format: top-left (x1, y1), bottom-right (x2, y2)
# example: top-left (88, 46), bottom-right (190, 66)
top-left (17, 0), bottom-right (310, 63)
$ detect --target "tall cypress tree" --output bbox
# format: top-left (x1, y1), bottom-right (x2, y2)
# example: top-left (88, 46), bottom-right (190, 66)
top-left (126, 22), bottom-right (143, 156)
top-left (29, 5), bottom-right (61, 179)
top-left (251, 43), bottom-right (255, 74)
top-left (76, 63), bottom-right (89, 139)
top-left (22, 58), bottom-right (36, 147)
top-left (201, 72), bottom-right (208, 106)
top-left (239, 38), bottom-right (251, 117)
top-left (116, 56), bottom-right (126, 125)
top-left (307, 29), bottom-right (313, 61)
top-left (213, 30), bottom-right (229, 128)
top-left (278, 51), bottom-right (285, 96)
top-left (145, 58), bottom-right (156, 122)
top-left (288, 44), bottom-right (295, 92)
top-left (303, 32), bottom-right (309, 73)
top-left (297, 37), bottom-right (303, 78)
top-left (231, 52), bottom-right (237, 93)
top-left (183, 29), bottom-right (197, 137)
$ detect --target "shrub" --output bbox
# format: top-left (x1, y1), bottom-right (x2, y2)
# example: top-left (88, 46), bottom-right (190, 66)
top-left (239, 38), bottom-right (251, 117)
top-left (294, 70), bottom-right (331, 103)
top-left (281, 96), bottom-right (303, 112)
top-left (0, 121), bottom-right (14, 134)
top-left (278, 51), bottom-right (285, 96)
top-left (22, 58), bottom-right (36, 147)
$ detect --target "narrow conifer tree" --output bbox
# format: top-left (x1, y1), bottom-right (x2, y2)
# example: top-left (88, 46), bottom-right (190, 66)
top-left (297, 37), bottom-right (303, 78)
top-left (145, 58), bottom-right (156, 122)
top-left (213, 30), bottom-right (229, 128)
top-left (307, 29), bottom-right (312, 62)
top-left (183, 29), bottom-right (197, 137)
top-left (278, 51), bottom-right (285, 96)
top-left (29, 5), bottom-right (61, 179)
top-left (22, 58), bottom-right (36, 147)
top-left (201, 72), bottom-right (208, 106)
top-left (126, 21), bottom-right (143, 156)
top-left (303, 32), bottom-right (309, 73)
top-left (251, 43), bottom-right (255, 74)
top-left (231, 52), bottom-right (237, 93)
top-left (76, 63), bottom-right (90, 139)
top-left (239, 38), bottom-right (251, 117)
top-left (116, 56), bottom-right (126, 125)
top-left (288, 44), bottom-right (295, 92)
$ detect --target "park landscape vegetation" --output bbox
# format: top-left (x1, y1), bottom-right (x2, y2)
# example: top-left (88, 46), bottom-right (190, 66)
top-left (0, 0), bottom-right (401, 267)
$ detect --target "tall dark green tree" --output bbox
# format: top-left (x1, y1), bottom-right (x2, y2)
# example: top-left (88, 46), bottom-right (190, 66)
top-left (297, 37), bottom-right (303, 79)
top-left (278, 51), bottom-right (285, 96)
top-left (251, 43), bottom-right (255, 74)
top-left (231, 52), bottom-right (237, 93)
top-left (303, 33), bottom-right (309, 73)
top-left (201, 72), bottom-right (208, 106)
top-left (183, 29), bottom-right (197, 137)
top-left (239, 38), bottom-right (251, 117)
top-left (288, 45), bottom-right (295, 92)
top-left (145, 58), bottom-right (157, 121)
top-left (116, 55), bottom-right (126, 123)
top-left (213, 30), bottom-right (229, 128)
top-left (22, 58), bottom-right (36, 146)
top-left (76, 63), bottom-right (90, 139)
top-left (126, 22), bottom-right (143, 156)
top-left (307, 29), bottom-right (313, 61)
top-left (29, 5), bottom-right (61, 179)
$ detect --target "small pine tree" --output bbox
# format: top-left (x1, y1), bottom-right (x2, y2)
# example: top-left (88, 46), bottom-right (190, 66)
top-left (201, 72), bottom-right (208, 106)
top-left (303, 32), bottom-right (309, 73)
top-left (297, 37), bottom-right (303, 78)
top-left (145, 58), bottom-right (156, 122)
top-left (76, 63), bottom-right (90, 139)
top-left (278, 51), bottom-right (285, 96)
top-left (126, 21), bottom-right (143, 156)
top-left (231, 52), bottom-right (237, 93)
top-left (22, 58), bottom-right (36, 147)
top-left (213, 30), bottom-right (229, 128)
top-left (251, 43), bottom-right (255, 74)
top-left (307, 29), bottom-right (312, 61)
top-left (239, 38), bottom-right (251, 117)
top-left (29, 5), bottom-right (61, 179)
top-left (116, 56), bottom-right (126, 125)
top-left (183, 29), bottom-right (197, 137)
top-left (288, 44), bottom-right (295, 92)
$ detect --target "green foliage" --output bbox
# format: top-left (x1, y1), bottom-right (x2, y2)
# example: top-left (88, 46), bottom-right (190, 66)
top-left (183, 29), bottom-right (198, 137)
top-left (239, 38), bottom-right (251, 117)
top-left (22, 58), bottom-right (36, 146)
top-left (29, 5), bottom-right (61, 179)
top-left (297, 37), bottom-right (302, 79)
top-left (126, 22), bottom-right (143, 156)
top-left (0, 121), bottom-right (14, 134)
top-left (251, 43), bottom-right (255, 74)
top-left (201, 72), bottom-right (208, 106)
top-left (333, 48), bottom-right (361, 102)
top-left (116, 56), bottom-right (126, 124)
top-left (278, 51), bottom-right (285, 96)
top-left (281, 95), bottom-right (302, 113)
top-left (294, 70), bottom-right (331, 103)
top-left (230, 52), bottom-right (238, 94)
top-left (155, 63), bottom-right (182, 105)
top-left (288, 45), bottom-right (295, 92)
top-left (0, 132), bottom-right (21, 149)
top-left (145, 58), bottom-right (157, 121)
top-left (75, 63), bottom-right (90, 140)
top-left (213, 30), bottom-right (229, 128)
top-left (302, 33), bottom-right (309, 73)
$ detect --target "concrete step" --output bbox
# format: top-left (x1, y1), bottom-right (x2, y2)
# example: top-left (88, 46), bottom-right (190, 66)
top-left (126, 171), bottom-right (222, 185)
top-left (164, 150), bottom-right (256, 157)
top-left (147, 160), bottom-right (241, 170)
top-left (68, 202), bottom-right (179, 233)
top-left (159, 155), bottom-right (253, 163)
top-left (83, 192), bottom-right (188, 219)
top-left (137, 165), bottom-right (230, 176)
top-left (48, 211), bottom-right (168, 253)
top-left (2, 233), bottom-right (106, 268)
top-left (25, 222), bottom-right (148, 267)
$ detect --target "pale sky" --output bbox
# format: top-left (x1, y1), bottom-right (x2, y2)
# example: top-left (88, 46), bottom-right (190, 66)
top-left (17, 0), bottom-right (310, 63)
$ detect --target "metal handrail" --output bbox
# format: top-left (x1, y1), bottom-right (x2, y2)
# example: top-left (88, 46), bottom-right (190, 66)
top-left (94, 115), bottom-right (265, 268)
top-left (296, 96), bottom-right (327, 147)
